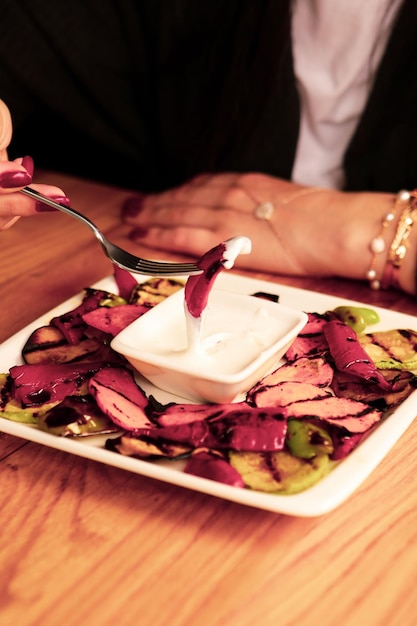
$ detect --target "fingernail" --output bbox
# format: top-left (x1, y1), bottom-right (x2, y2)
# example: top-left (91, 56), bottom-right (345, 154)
top-left (0, 170), bottom-right (32, 188)
top-left (35, 195), bottom-right (71, 212)
top-left (130, 227), bottom-right (148, 239)
top-left (122, 195), bottom-right (145, 218)
top-left (21, 155), bottom-right (34, 177)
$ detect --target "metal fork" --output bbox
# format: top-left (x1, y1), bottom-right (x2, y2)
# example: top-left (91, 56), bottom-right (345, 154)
top-left (20, 186), bottom-right (202, 277)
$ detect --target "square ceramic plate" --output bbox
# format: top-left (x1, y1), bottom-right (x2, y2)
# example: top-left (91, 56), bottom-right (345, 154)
top-left (1, 272), bottom-right (417, 517)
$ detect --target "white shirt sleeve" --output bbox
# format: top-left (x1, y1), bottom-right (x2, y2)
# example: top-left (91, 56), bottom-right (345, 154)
top-left (291, 0), bottom-right (403, 189)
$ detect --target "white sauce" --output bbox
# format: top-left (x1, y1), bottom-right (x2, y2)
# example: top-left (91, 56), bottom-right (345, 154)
top-left (143, 293), bottom-right (288, 376)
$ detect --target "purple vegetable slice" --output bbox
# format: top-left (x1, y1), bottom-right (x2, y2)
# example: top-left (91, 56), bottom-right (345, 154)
top-left (88, 366), bottom-right (153, 430)
top-left (113, 266), bottom-right (138, 301)
top-left (250, 380), bottom-right (333, 408)
top-left (323, 319), bottom-right (393, 391)
top-left (134, 408), bottom-right (287, 452)
top-left (281, 396), bottom-right (382, 434)
top-left (184, 236), bottom-right (251, 319)
top-left (9, 361), bottom-right (106, 407)
top-left (152, 400), bottom-right (249, 427)
top-left (82, 303), bottom-right (149, 337)
top-left (184, 449), bottom-right (245, 487)
top-left (284, 312), bottom-right (330, 361)
top-left (249, 355), bottom-right (333, 394)
top-left (331, 368), bottom-right (417, 410)
top-left (50, 289), bottom-right (114, 345)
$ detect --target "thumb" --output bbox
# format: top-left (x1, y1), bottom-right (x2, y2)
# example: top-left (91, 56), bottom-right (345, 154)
top-left (0, 99), bottom-right (13, 155)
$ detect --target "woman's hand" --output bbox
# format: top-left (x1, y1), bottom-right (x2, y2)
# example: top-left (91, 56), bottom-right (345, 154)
top-left (0, 99), bottom-right (69, 230)
top-left (121, 172), bottom-right (405, 288)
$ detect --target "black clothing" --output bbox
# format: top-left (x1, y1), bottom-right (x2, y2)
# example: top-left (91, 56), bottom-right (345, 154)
top-left (1, 0), bottom-right (416, 192)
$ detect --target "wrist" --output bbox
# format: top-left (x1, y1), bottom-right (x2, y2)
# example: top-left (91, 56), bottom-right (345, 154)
top-left (357, 190), bottom-right (417, 295)
top-left (382, 191), bottom-right (417, 295)
top-left (334, 192), bottom-right (398, 282)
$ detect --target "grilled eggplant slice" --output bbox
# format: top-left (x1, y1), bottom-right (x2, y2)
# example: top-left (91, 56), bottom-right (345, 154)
top-left (22, 325), bottom-right (106, 365)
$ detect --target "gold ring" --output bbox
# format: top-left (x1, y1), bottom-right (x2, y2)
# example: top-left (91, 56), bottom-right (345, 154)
top-left (254, 201), bottom-right (274, 221)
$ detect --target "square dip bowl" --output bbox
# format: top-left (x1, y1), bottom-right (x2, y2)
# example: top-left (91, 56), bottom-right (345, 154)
top-left (111, 289), bottom-right (308, 404)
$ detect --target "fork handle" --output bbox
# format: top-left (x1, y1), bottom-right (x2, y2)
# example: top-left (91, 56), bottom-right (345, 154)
top-left (20, 186), bottom-right (102, 238)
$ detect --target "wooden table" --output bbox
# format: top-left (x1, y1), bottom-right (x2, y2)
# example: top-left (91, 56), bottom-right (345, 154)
top-left (2, 173), bottom-right (417, 626)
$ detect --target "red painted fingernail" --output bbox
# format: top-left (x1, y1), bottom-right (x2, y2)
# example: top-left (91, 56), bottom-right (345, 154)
top-left (21, 155), bottom-right (34, 177)
top-left (122, 195), bottom-right (145, 218)
top-left (0, 170), bottom-right (32, 188)
top-left (130, 227), bottom-right (149, 239)
top-left (35, 195), bottom-right (71, 212)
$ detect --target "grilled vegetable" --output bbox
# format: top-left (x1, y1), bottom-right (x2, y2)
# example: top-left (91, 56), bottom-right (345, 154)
top-left (134, 409), bottom-right (288, 452)
top-left (106, 432), bottom-right (190, 458)
top-left (152, 400), bottom-right (248, 427)
top-left (331, 368), bottom-right (417, 410)
top-left (249, 380), bottom-right (332, 409)
top-left (82, 303), bottom-right (149, 337)
top-left (331, 305), bottom-right (380, 333)
top-left (247, 355), bottom-right (334, 401)
top-left (184, 236), bottom-right (251, 318)
top-left (130, 277), bottom-right (184, 306)
top-left (9, 361), bottom-right (105, 407)
top-left (50, 289), bottom-right (116, 344)
top-left (358, 329), bottom-right (417, 370)
top-left (184, 449), bottom-right (245, 487)
top-left (281, 395), bottom-right (382, 433)
top-left (38, 394), bottom-right (119, 437)
top-left (285, 419), bottom-right (334, 459)
top-left (88, 366), bottom-right (152, 430)
top-left (284, 312), bottom-right (330, 361)
top-left (113, 266), bottom-right (139, 300)
top-left (229, 450), bottom-right (331, 494)
top-left (22, 325), bottom-right (107, 365)
top-left (0, 373), bottom-right (57, 424)
top-left (323, 319), bottom-right (393, 390)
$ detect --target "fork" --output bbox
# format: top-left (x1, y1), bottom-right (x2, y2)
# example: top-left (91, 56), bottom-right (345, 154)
top-left (20, 186), bottom-right (202, 277)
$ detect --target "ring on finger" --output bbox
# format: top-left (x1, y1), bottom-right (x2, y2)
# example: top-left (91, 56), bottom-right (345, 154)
top-left (253, 201), bottom-right (274, 221)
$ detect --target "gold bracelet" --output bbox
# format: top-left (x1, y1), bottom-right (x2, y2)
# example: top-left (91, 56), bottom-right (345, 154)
top-left (366, 191), bottom-right (409, 290)
top-left (381, 190), bottom-right (417, 290)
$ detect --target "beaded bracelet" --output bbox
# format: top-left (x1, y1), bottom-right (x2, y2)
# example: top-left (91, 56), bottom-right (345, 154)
top-left (380, 190), bottom-right (417, 290)
top-left (366, 190), bottom-right (409, 290)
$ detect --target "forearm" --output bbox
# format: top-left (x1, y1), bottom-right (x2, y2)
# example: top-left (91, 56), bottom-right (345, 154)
top-left (121, 172), bottom-right (417, 295)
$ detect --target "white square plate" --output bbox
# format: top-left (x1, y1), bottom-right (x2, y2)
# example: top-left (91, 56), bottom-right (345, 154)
top-left (1, 272), bottom-right (416, 516)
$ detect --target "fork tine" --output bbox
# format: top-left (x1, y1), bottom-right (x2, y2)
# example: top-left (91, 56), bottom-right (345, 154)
top-left (135, 261), bottom-right (201, 272)
top-left (109, 244), bottom-right (201, 275)
top-left (129, 261), bottom-right (201, 276)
